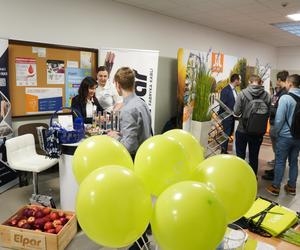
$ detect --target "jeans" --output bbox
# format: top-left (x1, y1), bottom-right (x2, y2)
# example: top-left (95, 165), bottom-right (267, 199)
top-left (272, 136), bottom-right (300, 189)
top-left (269, 125), bottom-right (277, 154)
top-left (235, 130), bottom-right (263, 175)
top-left (221, 119), bottom-right (234, 153)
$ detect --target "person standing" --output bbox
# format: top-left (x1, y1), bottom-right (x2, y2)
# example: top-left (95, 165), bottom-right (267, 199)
top-left (262, 70), bottom-right (289, 180)
top-left (96, 66), bottom-right (123, 113)
top-left (107, 67), bottom-right (152, 250)
top-left (266, 74), bottom-right (300, 196)
top-left (234, 75), bottom-right (271, 175)
top-left (219, 74), bottom-right (241, 153)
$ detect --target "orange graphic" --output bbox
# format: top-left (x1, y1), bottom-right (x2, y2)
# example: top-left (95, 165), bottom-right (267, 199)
top-left (211, 52), bottom-right (224, 73)
top-left (26, 94), bottom-right (38, 113)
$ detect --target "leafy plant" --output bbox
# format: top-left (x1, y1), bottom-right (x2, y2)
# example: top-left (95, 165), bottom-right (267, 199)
top-left (189, 51), bottom-right (214, 122)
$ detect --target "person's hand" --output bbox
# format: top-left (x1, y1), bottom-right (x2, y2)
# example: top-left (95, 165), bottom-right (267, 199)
top-left (113, 103), bottom-right (123, 111)
top-left (107, 130), bottom-right (120, 139)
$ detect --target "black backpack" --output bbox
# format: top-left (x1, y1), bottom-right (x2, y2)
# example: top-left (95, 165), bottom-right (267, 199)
top-left (286, 93), bottom-right (300, 139)
top-left (242, 91), bottom-right (269, 135)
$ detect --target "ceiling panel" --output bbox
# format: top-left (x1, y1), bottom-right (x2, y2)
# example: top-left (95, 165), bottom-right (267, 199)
top-left (113, 0), bottom-right (300, 46)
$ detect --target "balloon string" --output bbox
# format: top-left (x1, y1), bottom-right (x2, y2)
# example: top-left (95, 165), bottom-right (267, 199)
top-left (141, 235), bottom-right (149, 250)
top-left (136, 239), bottom-right (142, 250)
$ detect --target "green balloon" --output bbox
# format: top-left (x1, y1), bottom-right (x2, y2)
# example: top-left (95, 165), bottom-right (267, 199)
top-left (164, 129), bottom-right (205, 169)
top-left (76, 166), bottom-right (152, 248)
top-left (193, 154), bottom-right (257, 223)
top-left (151, 181), bottom-right (227, 250)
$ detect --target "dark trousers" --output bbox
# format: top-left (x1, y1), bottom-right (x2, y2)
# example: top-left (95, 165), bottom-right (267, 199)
top-left (235, 130), bottom-right (263, 175)
top-left (221, 119), bottom-right (235, 153)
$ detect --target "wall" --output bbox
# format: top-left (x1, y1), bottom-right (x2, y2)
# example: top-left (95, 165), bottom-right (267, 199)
top-left (0, 0), bottom-right (277, 133)
top-left (277, 46), bottom-right (300, 70)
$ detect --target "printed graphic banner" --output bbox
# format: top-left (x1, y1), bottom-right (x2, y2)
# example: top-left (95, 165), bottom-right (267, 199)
top-left (25, 87), bottom-right (63, 114)
top-left (99, 48), bottom-right (159, 132)
top-left (0, 38), bottom-right (17, 193)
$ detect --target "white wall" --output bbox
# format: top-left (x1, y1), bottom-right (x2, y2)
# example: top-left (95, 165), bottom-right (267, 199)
top-left (0, 0), bottom-right (277, 133)
top-left (277, 46), bottom-right (300, 70)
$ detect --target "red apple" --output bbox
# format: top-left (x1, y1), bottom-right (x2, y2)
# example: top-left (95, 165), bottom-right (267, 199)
top-left (22, 223), bottom-right (31, 230)
top-left (34, 210), bottom-right (44, 218)
top-left (58, 211), bottom-right (64, 217)
top-left (34, 218), bottom-right (45, 230)
top-left (49, 212), bottom-right (59, 221)
top-left (42, 215), bottom-right (51, 223)
top-left (27, 216), bottom-right (35, 225)
top-left (42, 207), bottom-right (51, 215)
top-left (44, 221), bottom-right (53, 230)
top-left (47, 228), bottom-right (56, 234)
top-left (10, 219), bottom-right (18, 226)
top-left (55, 225), bottom-right (63, 234)
top-left (59, 217), bottom-right (68, 225)
top-left (53, 219), bottom-right (62, 228)
top-left (17, 219), bottom-right (27, 228)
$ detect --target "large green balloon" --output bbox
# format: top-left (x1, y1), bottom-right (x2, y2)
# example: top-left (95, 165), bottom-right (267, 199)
top-left (134, 135), bottom-right (192, 196)
top-left (193, 154), bottom-right (257, 223)
top-left (151, 181), bottom-right (227, 250)
top-left (164, 129), bottom-right (205, 169)
top-left (72, 135), bottom-right (133, 184)
top-left (76, 166), bottom-right (152, 248)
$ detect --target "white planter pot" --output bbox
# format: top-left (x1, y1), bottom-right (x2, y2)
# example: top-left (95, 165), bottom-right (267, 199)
top-left (190, 120), bottom-right (211, 149)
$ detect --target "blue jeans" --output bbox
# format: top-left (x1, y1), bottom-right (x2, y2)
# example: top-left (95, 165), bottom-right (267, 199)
top-left (235, 130), bottom-right (263, 175)
top-left (273, 136), bottom-right (300, 189)
top-left (221, 118), bottom-right (234, 153)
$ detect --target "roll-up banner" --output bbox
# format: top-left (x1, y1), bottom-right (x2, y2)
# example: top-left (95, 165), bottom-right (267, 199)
top-left (0, 38), bottom-right (18, 193)
top-left (99, 48), bottom-right (159, 133)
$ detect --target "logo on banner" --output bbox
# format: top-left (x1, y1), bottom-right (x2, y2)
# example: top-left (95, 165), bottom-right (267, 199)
top-left (211, 52), bottom-right (224, 73)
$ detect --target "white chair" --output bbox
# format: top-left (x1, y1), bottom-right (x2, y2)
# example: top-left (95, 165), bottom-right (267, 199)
top-left (5, 133), bottom-right (58, 194)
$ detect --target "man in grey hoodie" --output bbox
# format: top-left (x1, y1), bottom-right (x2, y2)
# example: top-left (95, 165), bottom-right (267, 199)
top-left (234, 75), bottom-right (271, 175)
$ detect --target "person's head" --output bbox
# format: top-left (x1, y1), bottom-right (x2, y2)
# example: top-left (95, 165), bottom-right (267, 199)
top-left (78, 76), bottom-right (98, 102)
top-left (249, 75), bottom-right (262, 85)
top-left (230, 73), bottom-right (241, 87)
top-left (97, 66), bottom-right (109, 87)
top-left (114, 67), bottom-right (135, 96)
top-left (276, 70), bottom-right (289, 89)
top-left (286, 74), bottom-right (300, 91)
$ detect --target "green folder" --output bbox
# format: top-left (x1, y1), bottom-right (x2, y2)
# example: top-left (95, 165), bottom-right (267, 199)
top-left (244, 198), bottom-right (298, 236)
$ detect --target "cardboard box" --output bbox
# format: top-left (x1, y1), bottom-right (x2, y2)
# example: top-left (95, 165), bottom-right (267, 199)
top-left (0, 205), bottom-right (77, 250)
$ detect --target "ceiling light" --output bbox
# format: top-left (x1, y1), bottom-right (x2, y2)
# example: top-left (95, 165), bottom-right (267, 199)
top-left (272, 22), bottom-right (300, 37)
top-left (287, 13), bottom-right (300, 21)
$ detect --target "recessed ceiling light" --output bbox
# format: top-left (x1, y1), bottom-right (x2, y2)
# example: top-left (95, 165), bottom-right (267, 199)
top-left (287, 13), bottom-right (300, 21)
top-left (272, 22), bottom-right (300, 37)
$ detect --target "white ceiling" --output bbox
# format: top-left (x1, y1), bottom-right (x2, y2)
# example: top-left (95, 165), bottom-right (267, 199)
top-left (113, 0), bottom-right (300, 47)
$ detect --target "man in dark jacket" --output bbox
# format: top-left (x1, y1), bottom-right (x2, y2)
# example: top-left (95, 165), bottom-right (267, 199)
top-left (234, 75), bottom-right (271, 175)
top-left (219, 74), bottom-right (241, 153)
top-left (262, 70), bottom-right (288, 180)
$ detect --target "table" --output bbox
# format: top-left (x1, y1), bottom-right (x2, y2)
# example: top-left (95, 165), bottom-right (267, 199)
top-left (59, 142), bottom-right (80, 211)
top-left (246, 225), bottom-right (300, 250)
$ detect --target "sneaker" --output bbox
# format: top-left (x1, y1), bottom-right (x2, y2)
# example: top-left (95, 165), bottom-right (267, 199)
top-left (267, 159), bottom-right (275, 166)
top-left (264, 169), bottom-right (274, 175)
top-left (284, 184), bottom-right (296, 196)
top-left (266, 185), bottom-right (280, 196)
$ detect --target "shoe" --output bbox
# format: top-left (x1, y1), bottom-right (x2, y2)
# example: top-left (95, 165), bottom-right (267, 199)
top-left (266, 185), bottom-right (280, 196)
top-left (284, 184), bottom-right (296, 196)
top-left (267, 159), bottom-right (275, 166)
top-left (262, 173), bottom-right (274, 181)
top-left (264, 169), bottom-right (274, 175)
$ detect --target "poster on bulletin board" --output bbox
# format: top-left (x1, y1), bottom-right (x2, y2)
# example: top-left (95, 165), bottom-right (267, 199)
top-left (99, 48), bottom-right (159, 132)
top-left (25, 87), bottom-right (63, 114)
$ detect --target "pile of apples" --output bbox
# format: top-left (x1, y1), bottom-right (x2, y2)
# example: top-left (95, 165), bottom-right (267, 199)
top-left (6, 206), bottom-right (72, 234)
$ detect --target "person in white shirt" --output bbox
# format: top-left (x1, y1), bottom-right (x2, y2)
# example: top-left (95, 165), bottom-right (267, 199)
top-left (96, 66), bottom-right (123, 113)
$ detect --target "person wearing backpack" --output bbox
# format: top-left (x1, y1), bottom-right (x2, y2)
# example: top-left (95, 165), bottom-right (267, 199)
top-left (266, 74), bottom-right (300, 196)
top-left (262, 70), bottom-right (289, 181)
top-left (234, 75), bottom-right (271, 175)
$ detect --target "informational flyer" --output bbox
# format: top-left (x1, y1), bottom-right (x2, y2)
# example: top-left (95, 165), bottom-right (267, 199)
top-left (25, 87), bottom-right (63, 114)
top-left (16, 57), bottom-right (37, 86)
top-left (47, 60), bottom-right (65, 84)
top-left (65, 68), bottom-right (91, 107)
top-left (80, 51), bottom-right (92, 69)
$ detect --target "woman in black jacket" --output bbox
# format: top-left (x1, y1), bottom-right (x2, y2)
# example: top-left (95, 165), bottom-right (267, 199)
top-left (71, 76), bottom-right (103, 124)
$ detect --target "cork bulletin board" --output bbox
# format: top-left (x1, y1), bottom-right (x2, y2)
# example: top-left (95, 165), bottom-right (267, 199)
top-left (9, 40), bottom-right (98, 117)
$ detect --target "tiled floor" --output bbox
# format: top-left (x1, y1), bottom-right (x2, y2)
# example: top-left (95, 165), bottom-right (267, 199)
top-left (0, 143), bottom-right (299, 250)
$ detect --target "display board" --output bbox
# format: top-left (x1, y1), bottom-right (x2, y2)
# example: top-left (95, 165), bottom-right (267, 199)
top-left (9, 40), bottom-right (98, 117)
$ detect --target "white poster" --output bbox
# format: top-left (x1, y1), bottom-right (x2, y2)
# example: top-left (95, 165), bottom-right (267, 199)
top-left (16, 57), bottom-right (37, 86)
top-left (80, 51), bottom-right (92, 69)
top-left (47, 60), bottom-right (65, 84)
top-left (99, 48), bottom-right (159, 133)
